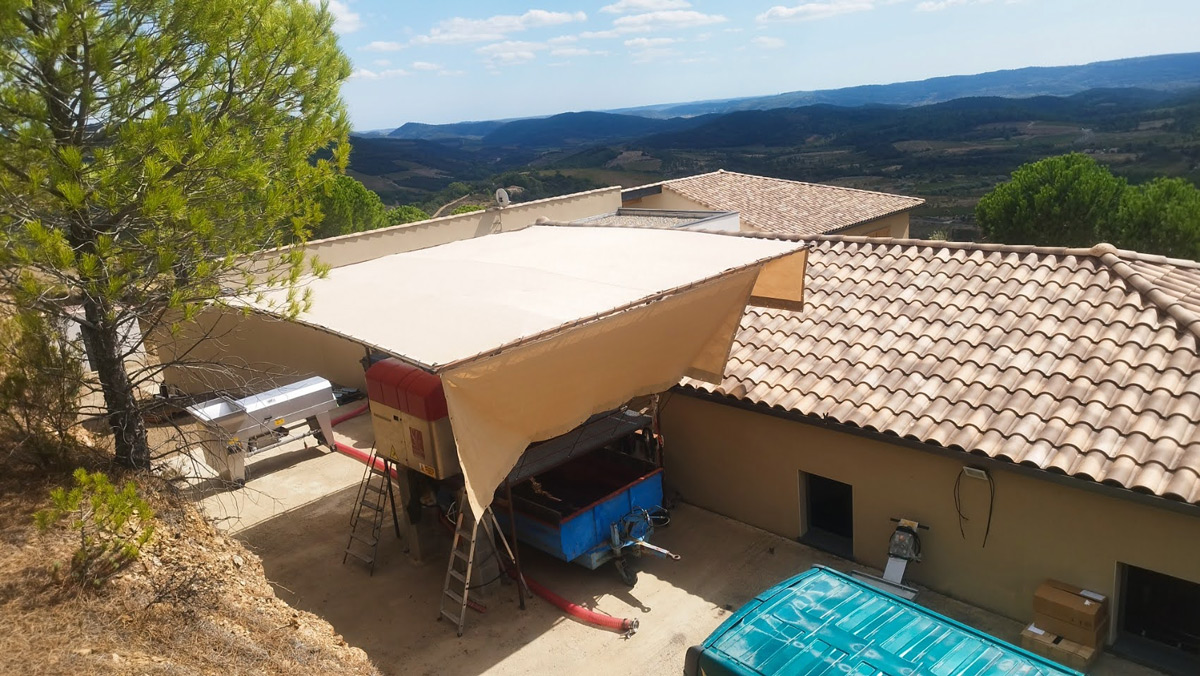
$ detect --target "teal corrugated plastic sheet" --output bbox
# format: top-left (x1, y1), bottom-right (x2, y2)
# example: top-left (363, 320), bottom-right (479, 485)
top-left (689, 566), bottom-right (1082, 676)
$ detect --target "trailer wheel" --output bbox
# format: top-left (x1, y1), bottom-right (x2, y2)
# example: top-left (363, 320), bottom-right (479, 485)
top-left (615, 558), bottom-right (638, 587)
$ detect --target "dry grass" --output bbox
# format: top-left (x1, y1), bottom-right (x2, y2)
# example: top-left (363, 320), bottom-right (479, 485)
top-left (0, 450), bottom-right (380, 676)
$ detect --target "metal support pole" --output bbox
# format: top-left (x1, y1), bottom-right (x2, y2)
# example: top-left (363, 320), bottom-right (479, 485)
top-left (506, 481), bottom-right (526, 610)
top-left (385, 458), bottom-right (402, 539)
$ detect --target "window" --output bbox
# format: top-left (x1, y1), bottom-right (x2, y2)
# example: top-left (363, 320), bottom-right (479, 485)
top-left (799, 472), bottom-right (853, 558)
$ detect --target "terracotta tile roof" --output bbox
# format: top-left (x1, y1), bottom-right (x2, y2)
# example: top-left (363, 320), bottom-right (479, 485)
top-left (660, 170), bottom-right (925, 236)
top-left (683, 236), bottom-right (1200, 505)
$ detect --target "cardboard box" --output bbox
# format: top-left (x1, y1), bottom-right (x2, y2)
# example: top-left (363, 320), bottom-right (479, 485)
top-left (1033, 579), bottom-right (1109, 632)
top-left (1033, 610), bottom-right (1109, 647)
top-left (1021, 624), bottom-right (1100, 672)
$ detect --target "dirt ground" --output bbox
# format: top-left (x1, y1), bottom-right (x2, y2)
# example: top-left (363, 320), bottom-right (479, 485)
top-left (0, 458), bottom-right (378, 676)
top-left (235, 488), bottom-right (1161, 676)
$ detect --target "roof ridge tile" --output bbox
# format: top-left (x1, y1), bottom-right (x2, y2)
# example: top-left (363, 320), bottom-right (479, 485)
top-left (1098, 251), bottom-right (1200, 347)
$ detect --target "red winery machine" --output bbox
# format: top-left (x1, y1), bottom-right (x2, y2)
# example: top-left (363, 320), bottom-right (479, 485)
top-left (365, 358), bottom-right (459, 479)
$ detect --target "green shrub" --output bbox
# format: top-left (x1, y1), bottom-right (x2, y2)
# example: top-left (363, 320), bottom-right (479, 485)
top-left (35, 469), bottom-right (155, 587)
top-left (0, 311), bottom-right (85, 468)
top-left (386, 204), bottom-right (430, 225)
top-left (450, 204), bottom-right (484, 215)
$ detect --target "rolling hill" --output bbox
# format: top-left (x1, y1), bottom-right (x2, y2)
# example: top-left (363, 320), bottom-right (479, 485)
top-left (377, 53), bottom-right (1200, 139)
top-left (389, 119), bottom-right (508, 140)
top-left (479, 111), bottom-right (711, 148)
top-left (639, 88), bottom-right (1188, 150)
top-left (611, 52), bottom-right (1200, 118)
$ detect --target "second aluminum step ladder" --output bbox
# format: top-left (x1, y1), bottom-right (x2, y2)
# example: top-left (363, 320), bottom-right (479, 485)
top-left (342, 446), bottom-right (401, 575)
top-left (440, 501), bottom-right (526, 636)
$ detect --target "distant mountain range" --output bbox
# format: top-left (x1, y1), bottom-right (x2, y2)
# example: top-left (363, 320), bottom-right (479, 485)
top-left (611, 52), bottom-right (1200, 118)
top-left (638, 88), bottom-right (1188, 150)
top-left (381, 52), bottom-right (1200, 142)
top-left (387, 111), bottom-right (710, 146)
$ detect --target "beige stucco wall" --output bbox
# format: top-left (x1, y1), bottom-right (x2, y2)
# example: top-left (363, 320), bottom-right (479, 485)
top-left (304, 186), bottom-right (622, 269)
top-left (662, 392), bottom-right (1200, 632)
top-left (623, 188), bottom-right (709, 213)
top-left (154, 309), bottom-right (369, 394)
top-left (838, 211), bottom-right (910, 238)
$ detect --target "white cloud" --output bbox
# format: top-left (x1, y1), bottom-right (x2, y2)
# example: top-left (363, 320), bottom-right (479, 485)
top-left (752, 36), bottom-right (786, 49)
top-left (411, 61), bottom-right (441, 71)
top-left (624, 37), bottom-right (680, 48)
top-left (548, 35), bottom-right (580, 45)
top-left (600, 0), bottom-right (691, 13)
top-left (612, 10), bottom-right (727, 32)
top-left (614, 9), bottom-right (724, 32)
top-left (629, 46), bottom-right (681, 63)
top-left (414, 10), bottom-right (586, 45)
top-left (438, 69), bottom-right (467, 77)
top-left (915, 0), bottom-right (971, 10)
top-left (349, 67), bottom-right (408, 80)
top-left (580, 29), bottom-right (623, 39)
top-left (316, 0), bottom-right (362, 34)
top-left (362, 41), bottom-right (404, 52)
top-left (550, 47), bottom-right (608, 57)
top-left (757, 0), bottom-right (876, 23)
top-left (476, 40), bottom-right (548, 66)
top-left (371, 59), bottom-right (391, 67)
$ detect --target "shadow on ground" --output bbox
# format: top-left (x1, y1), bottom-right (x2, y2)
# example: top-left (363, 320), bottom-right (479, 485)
top-left (236, 489), bottom-right (1162, 676)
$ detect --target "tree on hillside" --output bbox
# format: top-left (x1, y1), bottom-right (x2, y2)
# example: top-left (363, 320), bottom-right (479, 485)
top-left (387, 205), bottom-right (429, 225)
top-left (1116, 177), bottom-right (1200, 260)
top-left (450, 204), bottom-right (484, 215)
top-left (312, 174), bottom-right (388, 239)
top-left (977, 153), bottom-right (1200, 259)
top-left (0, 0), bottom-right (350, 469)
top-left (976, 153), bottom-right (1126, 248)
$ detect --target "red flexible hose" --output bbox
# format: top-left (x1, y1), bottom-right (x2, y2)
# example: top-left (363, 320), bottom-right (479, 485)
top-left (333, 441), bottom-right (399, 479)
top-left (517, 572), bottom-right (638, 635)
top-left (330, 403), bottom-right (369, 427)
top-left (329, 404), bottom-right (397, 479)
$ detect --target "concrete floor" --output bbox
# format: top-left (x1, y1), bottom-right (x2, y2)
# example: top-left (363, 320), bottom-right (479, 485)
top-left (164, 402), bottom-right (374, 532)
top-left (171, 403), bottom-right (1161, 676)
top-left (235, 490), bottom-right (1161, 676)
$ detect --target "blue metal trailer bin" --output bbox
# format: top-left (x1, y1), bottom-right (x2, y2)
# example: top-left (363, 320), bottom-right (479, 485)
top-left (685, 565), bottom-right (1084, 676)
top-left (495, 409), bottom-right (677, 585)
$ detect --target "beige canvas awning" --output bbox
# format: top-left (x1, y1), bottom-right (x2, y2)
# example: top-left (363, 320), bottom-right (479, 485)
top-left (251, 225), bottom-right (806, 516)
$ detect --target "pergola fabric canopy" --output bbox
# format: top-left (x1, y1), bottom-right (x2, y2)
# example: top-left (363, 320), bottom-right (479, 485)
top-left (252, 225), bottom-right (807, 516)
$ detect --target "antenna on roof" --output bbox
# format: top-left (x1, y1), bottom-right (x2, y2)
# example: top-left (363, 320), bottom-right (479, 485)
top-left (490, 189), bottom-right (509, 234)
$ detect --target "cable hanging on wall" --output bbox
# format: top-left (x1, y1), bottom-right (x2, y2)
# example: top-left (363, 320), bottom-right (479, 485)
top-left (954, 466), bottom-right (995, 548)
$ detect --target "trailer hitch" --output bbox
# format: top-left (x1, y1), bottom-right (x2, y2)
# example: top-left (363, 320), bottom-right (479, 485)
top-left (633, 539), bottom-right (680, 560)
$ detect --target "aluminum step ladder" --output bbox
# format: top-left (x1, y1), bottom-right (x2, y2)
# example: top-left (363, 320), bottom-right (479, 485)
top-left (440, 501), bottom-right (526, 636)
top-left (342, 446), bottom-right (401, 575)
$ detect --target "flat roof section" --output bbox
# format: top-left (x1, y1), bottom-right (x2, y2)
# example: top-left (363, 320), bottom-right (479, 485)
top-left (573, 208), bottom-right (737, 231)
top-left (251, 225), bottom-right (801, 371)
top-left (247, 224), bottom-right (807, 518)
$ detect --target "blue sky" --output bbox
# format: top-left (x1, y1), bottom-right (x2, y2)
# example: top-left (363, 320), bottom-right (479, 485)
top-left (324, 1), bottom-right (1200, 130)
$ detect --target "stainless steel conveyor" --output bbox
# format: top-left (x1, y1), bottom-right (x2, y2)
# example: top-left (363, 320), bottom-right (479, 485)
top-left (186, 376), bottom-right (338, 483)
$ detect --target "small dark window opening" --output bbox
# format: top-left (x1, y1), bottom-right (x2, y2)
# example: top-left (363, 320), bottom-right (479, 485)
top-left (1116, 564), bottom-right (1200, 676)
top-left (800, 472), bottom-right (853, 558)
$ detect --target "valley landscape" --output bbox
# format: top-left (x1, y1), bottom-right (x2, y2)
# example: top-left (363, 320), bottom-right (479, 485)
top-left (349, 52), bottom-right (1200, 239)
